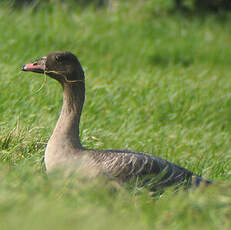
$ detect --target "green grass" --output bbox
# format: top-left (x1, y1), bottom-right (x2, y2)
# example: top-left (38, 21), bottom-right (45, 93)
top-left (0, 1), bottom-right (231, 229)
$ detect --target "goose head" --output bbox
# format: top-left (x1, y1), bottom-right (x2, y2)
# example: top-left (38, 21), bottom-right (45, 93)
top-left (22, 51), bottom-right (84, 83)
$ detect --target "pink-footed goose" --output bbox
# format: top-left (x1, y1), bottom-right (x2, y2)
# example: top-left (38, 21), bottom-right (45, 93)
top-left (22, 51), bottom-right (212, 191)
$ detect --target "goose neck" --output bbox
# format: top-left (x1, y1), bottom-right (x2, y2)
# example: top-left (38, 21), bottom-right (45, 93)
top-left (52, 82), bottom-right (85, 148)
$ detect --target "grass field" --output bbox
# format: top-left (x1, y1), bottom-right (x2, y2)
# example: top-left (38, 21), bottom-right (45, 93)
top-left (0, 1), bottom-right (231, 229)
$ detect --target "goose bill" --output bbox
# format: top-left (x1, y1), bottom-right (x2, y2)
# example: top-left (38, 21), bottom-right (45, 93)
top-left (22, 57), bottom-right (46, 73)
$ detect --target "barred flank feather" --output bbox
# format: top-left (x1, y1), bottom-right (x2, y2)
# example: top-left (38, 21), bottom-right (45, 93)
top-left (89, 149), bottom-right (212, 190)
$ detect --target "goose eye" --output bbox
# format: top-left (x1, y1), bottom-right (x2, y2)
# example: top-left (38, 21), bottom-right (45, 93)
top-left (55, 55), bottom-right (62, 63)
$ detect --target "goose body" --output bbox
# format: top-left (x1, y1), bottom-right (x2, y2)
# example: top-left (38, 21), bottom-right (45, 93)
top-left (22, 51), bottom-right (212, 190)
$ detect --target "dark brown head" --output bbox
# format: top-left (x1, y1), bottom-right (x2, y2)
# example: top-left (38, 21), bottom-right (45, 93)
top-left (22, 51), bottom-right (85, 84)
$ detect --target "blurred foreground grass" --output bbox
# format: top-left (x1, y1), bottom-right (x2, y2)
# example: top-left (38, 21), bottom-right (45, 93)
top-left (0, 1), bottom-right (231, 229)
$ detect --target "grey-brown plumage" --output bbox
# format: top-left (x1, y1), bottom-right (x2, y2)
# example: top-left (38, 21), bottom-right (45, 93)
top-left (22, 51), bottom-right (212, 190)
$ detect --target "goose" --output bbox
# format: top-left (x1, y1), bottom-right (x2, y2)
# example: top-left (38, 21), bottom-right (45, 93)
top-left (22, 51), bottom-right (212, 191)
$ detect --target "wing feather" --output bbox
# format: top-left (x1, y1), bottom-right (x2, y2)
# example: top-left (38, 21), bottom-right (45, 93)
top-left (89, 149), bottom-right (207, 189)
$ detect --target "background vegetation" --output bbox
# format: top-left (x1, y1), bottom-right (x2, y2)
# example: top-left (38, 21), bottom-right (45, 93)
top-left (7, 0), bottom-right (231, 11)
top-left (0, 0), bottom-right (230, 229)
